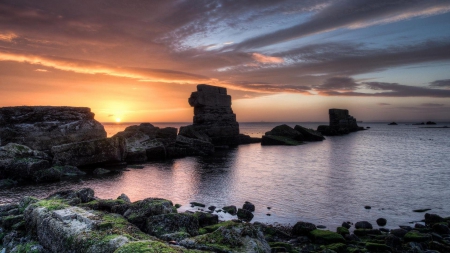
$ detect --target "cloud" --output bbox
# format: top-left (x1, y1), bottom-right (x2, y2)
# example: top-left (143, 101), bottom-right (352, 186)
top-left (378, 103), bottom-right (391, 106)
top-left (34, 69), bottom-right (48, 72)
top-left (430, 79), bottom-right (450, 88)
top-left (252, 53), bottom-right (284, 64)
top-left (315, 77), bottom-right (358, 90)
top-left (231, 0), bottom-right (450, 50)
top-left (318, 81), bottom-right (450, 97)
top-left (421, 103), bottom-right (445, 107)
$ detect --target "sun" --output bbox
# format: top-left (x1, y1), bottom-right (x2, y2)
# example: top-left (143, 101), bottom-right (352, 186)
top-left (115, 118), bottom-right (121, 123)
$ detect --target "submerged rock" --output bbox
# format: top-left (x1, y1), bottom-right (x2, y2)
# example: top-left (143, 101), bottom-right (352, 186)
top-left (0, 106), bottom-right (106, 151)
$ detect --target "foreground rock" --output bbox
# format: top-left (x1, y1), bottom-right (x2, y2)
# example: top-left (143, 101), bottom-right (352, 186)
top-left (261, 124), bottom-right (303, 146)
top-left (317, 109), bottom-right (365, 136)
top-left (2, 189), bottom-right (449, 253)
top-left (0, 106), bottom-right (106, 151)
top-left (180, 84), bottom-right (259, 148)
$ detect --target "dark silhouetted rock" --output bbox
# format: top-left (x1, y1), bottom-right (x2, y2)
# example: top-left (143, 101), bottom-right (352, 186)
top-left (425, 213), bottom-right (445, 226)
top-left (51, 136), bottom-right (126, 167)
top-left (181, 84), bottom-right (240, 147)
top-left (237, 208), bottom-right (254, 222)
top-left (341, 222), bottom-right (352, 229)
top-left (261, 125), bottom-right (303, 146)
top-left (92, 168), bottom-right (110, 175)
top-left (376, 218), bottom-right (387, 226)
top-left (294, 125), bottom-right (325, 141)
top-left (223, 205), bottom-right (237, 215)
top-left (123, 198), bottom-right (176, 231)
top-left (317, 109), bottom-right (362, 136)
top-left (117, 193), bottom-right (131, 203)
top-left (194, 212), bottom-right (219, 227)
top-left (0, 106), bottom-right (106, 151)
top-left (243, 201), bottom-right (255, 212)
top-left (388, 122), bottom-right (398, 125)
top-left (238, 134), bottom-right (262, 144)
top-left (355, 221), bottom-right (373, 229)
top-left (426, 121), bottom-right (437, 125)
top-left (292, 221), bottom-right (317, 236)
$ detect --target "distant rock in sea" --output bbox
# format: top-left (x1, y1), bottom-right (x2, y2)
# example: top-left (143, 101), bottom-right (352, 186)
top-left (388, 122), bottom-right (398, 125)
top-left (317, 109), bottom-right (365, 136)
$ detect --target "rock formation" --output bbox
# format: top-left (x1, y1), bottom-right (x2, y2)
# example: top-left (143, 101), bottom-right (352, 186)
top-left (0, 106), bottom-right (106, 151)
top-left (317, 109), bottom-right (364, 136)
top-left (180, 84), bottom-right (240, 147)
top-left (261, 124), bottom-right (324, 145)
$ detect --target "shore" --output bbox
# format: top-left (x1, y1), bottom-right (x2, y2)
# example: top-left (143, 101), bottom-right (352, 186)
top-left (1, 188), bottom-right (449, 253)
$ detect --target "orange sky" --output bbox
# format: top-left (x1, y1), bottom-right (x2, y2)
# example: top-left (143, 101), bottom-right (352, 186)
top-left (1, 1), bottom-right (450, 122)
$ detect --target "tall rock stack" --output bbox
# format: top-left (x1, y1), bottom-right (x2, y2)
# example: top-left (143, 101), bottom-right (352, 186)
top-left (317, 108), bottom-right (363, 136)
top-left (180, 84), bottom-right (240, 147)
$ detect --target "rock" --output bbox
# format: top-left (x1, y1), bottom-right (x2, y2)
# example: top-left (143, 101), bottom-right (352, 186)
top-left (179, 222), bottom-right (270, 253)
top-left (0, 143), bottom-right (51, 181)
top-left (390, 228), bottom-right (408, 238)
top-left (237, 208), bottom-right (254, 222)
top-left (425, 213), bottom-right (445, 226)
top-left (190, 202), bottom-right (206, 208)
top-left (317, 109), bottom-right (362, 136)
top-left (261, 125), bottom-right (304, 146)
top-left (123, 198), bottom-right (176, 231)
top-left (146, 213), bottom-right (199, 237)
top-left (385, 234), bottom-right (402, 249)
top-left (364, 205), bottom-right (371, 209)
top-left (0, 179), bottom-right (17, 189)
top-left (32, 167), bottom-right (61, 183)
top-left (76, 188), bottom-right (95, 203)
top-left (353, 229), bottom-right (381, 236)
top-left (294, 125), bottom-right (325, 141)
top-left (432, 223), bottom-right (450, 234)
top-left (341, 222), bottom-right (351, 229)
top-left (175, 135), bottom-right (214, 156)
top-left (181, 84), bottom-right (240, 147)
top-left (92, 168), bottom-right (110, 175)
top-left (317, 225), bottom-right (326, 229)
top-left (309, 229), bottom-right (345, 244)
top-left (261, 135), bottom-right (303, 146)
top-left (222, 205), bottom-right (237, 215)
top-left (355, 221), bottom-right (373, 229)
top-left (243, 202), bottom-right (255, 212)
top-left (336, 227), bottom-right (349, 235)
top-left (388, 122), bottom-right (398, 125)
top-left (426, 121), bottom-right (437, 125)
top-left (208, 206), bottom-right (216, 211)
top-left (0, 215), bottom-right (23, 229)
top-left (238, 134), bottom-right (262, 144)
top-left (117, 193), bottom-right (131, 203)
top-left (159, 232), bottom-right (191, 242)
top-left (51, 136), bottom-right (126, 167)
top-left (376, 218), bottom-right (387, 226)
top-left (0, 106), bottom-right (106, 151)
top-left (404, 231), bottom-right (432, 242)
top-left (292, 221), bottom-right (317, 236)
top-left (194, 212), bottom-right (218, 227)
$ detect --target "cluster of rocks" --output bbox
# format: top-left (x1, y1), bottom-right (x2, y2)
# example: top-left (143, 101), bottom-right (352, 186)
top-left (179, 84), bottom-right (260, 148)
top-left (317, 109), bottom-right (365, 136)
top-left (2, 189), bottom-right (450, 253)
top-left (261, 124), bottom-right (325, 146)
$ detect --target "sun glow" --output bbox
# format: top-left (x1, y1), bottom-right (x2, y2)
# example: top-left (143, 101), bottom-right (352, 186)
top-left (115, 118), bottom-right (121, 123)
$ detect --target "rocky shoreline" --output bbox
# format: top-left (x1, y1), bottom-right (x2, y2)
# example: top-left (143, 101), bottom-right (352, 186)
top-left (1, 188), bottom-right (449, 253)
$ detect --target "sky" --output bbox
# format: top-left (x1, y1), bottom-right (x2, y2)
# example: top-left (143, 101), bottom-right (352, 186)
top-left (1, 0), bottom-right (450, 123)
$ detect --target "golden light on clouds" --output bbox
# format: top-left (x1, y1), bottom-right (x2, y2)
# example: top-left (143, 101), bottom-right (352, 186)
top-left (252, 53), bottom-right (284, 64)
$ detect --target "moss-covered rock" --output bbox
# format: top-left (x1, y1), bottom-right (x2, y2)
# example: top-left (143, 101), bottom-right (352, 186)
top-left (365, 242), bottom-right (390, 252)
top-left (179, 223), bottom-right (270, 253)
top-left (236, 208), bottom-right (254, 222)
top-left (146, 213), bottom-right (199, 237)
top-left (159, 232), bottom-right (191, 242)
top-left (1, 214), bottom-right (24, 229)
top-left (123, 198), bottom-right (176, 231)
top-left (81, 199), bottom-right (128, 213)
top-left (403, 231), bottom-right (432, 242)
top-left (336, 227), bottom-right (349, 236)
top-left (309, 229), bottom-right (345, 245)
top-left (9, 240), bottom-right (45, 253)
top-left (268, 242), bottom-right (293, 252)
top-left (353, 229), bottom-right (381, 237)
top-left (293, 221), bottom-right (317, 236)
top-left (194, 212), bottom-right (218, 227)
top-left (200, 221), bottom-right (236, 234)
top-left (222, 205), bottom-right (237, 215)
top-left (113, 240), bottom-right (205, 253)
top-left (321, 243), bottom-right (347, 253)
top-left (32, 167), bottom-right (62, 183)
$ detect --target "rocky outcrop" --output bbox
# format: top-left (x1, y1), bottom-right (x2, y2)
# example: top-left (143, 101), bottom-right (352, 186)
top-left (261, 124), bottom-right (303, 146)
top-left (293, 125), bottom-right (325, 141)
top-left (0, 106), bottom-right (106, 151)
top-left (317, 109), bottom-right (364, 136)
top-left (51, 136), bottom-right (126, 167)
top-left (180, 84), bottom-right (256, 148)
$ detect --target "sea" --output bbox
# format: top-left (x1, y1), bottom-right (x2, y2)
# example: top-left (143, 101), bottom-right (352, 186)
top-left (1, 122), bottom-right (450, 230)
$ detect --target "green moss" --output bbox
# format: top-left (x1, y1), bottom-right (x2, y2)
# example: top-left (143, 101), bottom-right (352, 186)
top-left (309, 229), bottom-right (345, 245)
top-left (18, 196), bottom-right (39, 213)
top-left (321, 243), bottom-right (347, 253)
top-left (269, 242), bottom-right (293, 252)
top-left (11, 220), bottom-right (26, 230)
top-left (336, 226), bottom-right (349, 235)
top-left (201, 220), bottom-right (236, 233)
top-left (366, 242), bottom-right (390, 251)
top-left (35, 199), bottom-right (70, 211)
top-left (114, 241), bottom-right (203, 253)
top-left (198, 228), bottom-right (207, 235)
top-left (10, 241), bottom-right (41, 253)
top-left (404, 231), bottom-right (432, 242)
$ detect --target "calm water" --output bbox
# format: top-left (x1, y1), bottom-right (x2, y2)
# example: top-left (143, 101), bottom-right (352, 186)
top-left (2, 122), bottom-right (450, 230)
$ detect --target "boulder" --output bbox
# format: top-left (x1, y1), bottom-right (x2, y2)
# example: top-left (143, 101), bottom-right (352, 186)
top-left (355, 221), bottom-right (373, 229)
top-left (194, 212), bottom-right (218, 227)
top-left (146, 213), bottom-right (199, 237)
top-left (0, 106), bottom-right (106, 151)
top-left (123, 198), bottom-right (177, 231)
top-left (0, 143), bottom-right (51, 181)
top-left (261, 125), bottom-right (303, 146)
top-left (388, 122), bottom-right (398, 125)
top-left (237, 208), bottom-right (254, 222)
top-left (179, 223), bottom-right (270, 253)
top-left (376, 218), bottom-right (387, 226)
top-left (293, 221), bottom-right (317, 236)
top-left (294, 125), bottom-right (325, 141)
top-left (181, 84), bottom-right (240, 147)
top-left (425, 213), bottom-right (445, 226)
top-left (51, 136), bottom-right (126, 167)
top-left (222, 205), bottom-right (237, 215)
top-left (243, 201), bottom-right (255, 212)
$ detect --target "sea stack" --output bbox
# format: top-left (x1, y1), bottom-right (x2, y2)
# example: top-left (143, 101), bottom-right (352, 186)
top-left (317, 108), bottom-right (363, 136)
top-left (180, 84), bottom-right (240, 147)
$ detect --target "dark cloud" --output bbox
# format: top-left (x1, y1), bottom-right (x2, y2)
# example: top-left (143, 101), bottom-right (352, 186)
top-left (315, 77), bottom-right (358, 90)
top-left (421, 103), bottom-right (445, 107)
top-left (231, 0), bottom-right (450, 50)
top-left (378, 103), bottom-right (391, 106)
top-left (430, 79), bottom-right (450, 88)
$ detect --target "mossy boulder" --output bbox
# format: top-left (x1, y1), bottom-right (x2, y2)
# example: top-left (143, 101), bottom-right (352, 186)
top-left (179, 223), bottom-right (270, 253)
top-left (237, 208), bottom-right (254, 222)
top-left (194, 212), bottom-right (218, 227)
top-left (200, 221), bottom-right (237, 234)
top-left (113, 240), bottom-right (204, 253)
top-left (1, 214), bottom-right (24, 229)
top-left (32, 167), bottom-right (62, 183)
top-left (425, 213), bottom-right (445, 226)
top-left (403, 231), bottom-right (432, 242)
top-left (365, 242), bottom-right (390, 252)
top-left (309, 229), bottom-right (345, 245)
top-left (336, 227), bottom-right (349, 236)
top-left (321, 243), bottom-right (347, 253)
top-left (293, 221), bottom-right (317, 236)
top-left (123, 198), bottom-right (177, 231)
top-left (146, 213), bottom-right (199, 237)
top-left (81, 199), bottom-right (129, 213)
top-left (353, 229), bottom-right (381, 237)
top-left (222, 205), bottom-right (237, 215)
